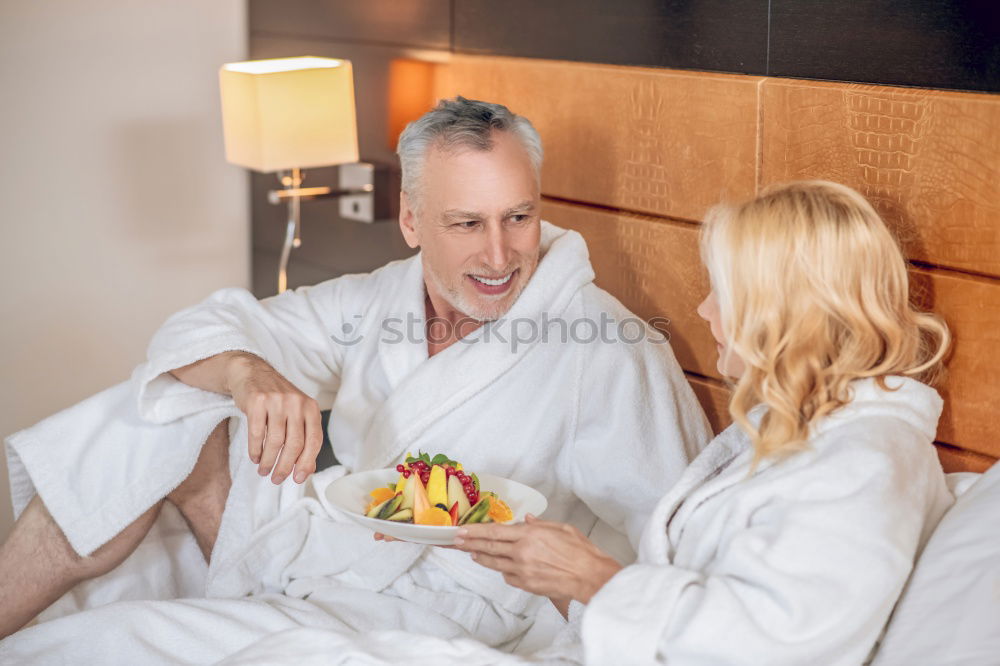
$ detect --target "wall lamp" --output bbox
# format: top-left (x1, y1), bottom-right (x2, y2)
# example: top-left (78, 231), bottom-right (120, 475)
top-left (219, 56), bottom-right (383, 293)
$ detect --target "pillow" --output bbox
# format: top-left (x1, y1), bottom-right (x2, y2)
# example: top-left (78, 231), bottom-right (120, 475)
top-left (873, 461), bottom-right (1000, 665)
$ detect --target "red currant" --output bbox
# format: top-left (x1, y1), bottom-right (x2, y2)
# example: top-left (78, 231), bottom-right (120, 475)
top-left (396, 464), bottom-right (405, 473)
top-left (420, 473), bottom-right (430, 484)
top-left (402, 469), bottom-right (411, 478)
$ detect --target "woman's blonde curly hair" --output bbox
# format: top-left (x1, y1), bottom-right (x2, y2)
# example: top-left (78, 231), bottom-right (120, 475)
top-left (700, 180), bottom-right (950, 466)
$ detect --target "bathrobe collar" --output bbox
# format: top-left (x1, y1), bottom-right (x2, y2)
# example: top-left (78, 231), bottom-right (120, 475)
top-left (360, 221), bottom-right (595, 470)
top-left (639, 375), bottom-right (942, 563)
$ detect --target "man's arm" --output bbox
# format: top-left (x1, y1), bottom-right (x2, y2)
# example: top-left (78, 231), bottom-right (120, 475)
top-left (139, 280), bottom-right (361, 484)
top-left (169, 350), bottom-right (324, 485)
top-left (168, 350), bottom-right (250, 395)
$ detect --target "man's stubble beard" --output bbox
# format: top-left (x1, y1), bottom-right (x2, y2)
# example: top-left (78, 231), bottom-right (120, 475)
top-left (424, 250), bottom-right (539, 323)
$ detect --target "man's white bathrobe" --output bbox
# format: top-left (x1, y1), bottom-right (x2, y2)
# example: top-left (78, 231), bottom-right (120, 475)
top-left (2, 222), bottom-right (710, 663)
top-left (151, 377), bottom-right (954, 666)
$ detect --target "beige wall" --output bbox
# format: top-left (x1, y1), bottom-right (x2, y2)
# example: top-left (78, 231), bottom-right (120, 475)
top-left (0, 1), bottom-right (249, 541)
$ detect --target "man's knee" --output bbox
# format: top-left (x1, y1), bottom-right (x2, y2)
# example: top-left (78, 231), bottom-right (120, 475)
top-left (72, 500), bottom-right (164, 581)
top-left (167, 418), bottom-right (232, 511)
top-left (4, 495), bottom-right (164, 585)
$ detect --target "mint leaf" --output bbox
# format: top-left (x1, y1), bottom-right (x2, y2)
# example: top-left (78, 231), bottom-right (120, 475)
top-left (430, 453), bottom-right (449, 466)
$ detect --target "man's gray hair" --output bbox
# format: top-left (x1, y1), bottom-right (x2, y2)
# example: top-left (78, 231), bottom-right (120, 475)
top-left (396, 96), bottom-right (543, 206)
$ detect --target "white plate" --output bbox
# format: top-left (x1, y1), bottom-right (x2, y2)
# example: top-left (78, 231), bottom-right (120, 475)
top-left (325, 468), bottom-right (548, 546)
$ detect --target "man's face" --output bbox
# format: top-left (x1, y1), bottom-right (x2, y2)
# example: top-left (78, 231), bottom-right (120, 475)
top-left (399, 131), bottom-right (542, 322)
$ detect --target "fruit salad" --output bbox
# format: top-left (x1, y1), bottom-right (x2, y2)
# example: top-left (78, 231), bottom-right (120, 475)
top-left (364, 451), bottom-right (513, 526)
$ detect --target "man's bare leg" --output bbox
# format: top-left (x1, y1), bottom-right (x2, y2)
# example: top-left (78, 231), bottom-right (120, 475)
top-left (0, 418), bottom-right (232, 639)
top-left (166, 417), bottom-right (232, 562)
top-left (0, 495), bottom-right (163, 640)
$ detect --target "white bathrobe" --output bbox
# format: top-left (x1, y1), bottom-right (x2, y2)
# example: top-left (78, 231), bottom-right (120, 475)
top-left (578, 376), bottom-right (954, 666)
top-left (152, 376), bottom-right (954, 666)
top-left (1, 222), bottom-right (710, 664)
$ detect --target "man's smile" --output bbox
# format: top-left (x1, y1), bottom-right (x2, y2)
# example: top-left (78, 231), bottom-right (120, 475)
top-left (467, 269), bottom-right (517, 295)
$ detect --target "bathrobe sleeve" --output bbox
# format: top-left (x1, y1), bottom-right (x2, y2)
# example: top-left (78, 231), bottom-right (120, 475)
top-left (564, 289), bottom-right (712, 549)
top-left (581, 419), bottom-right (940, 666)
top-left (135, 276), bottom-right (367, 424)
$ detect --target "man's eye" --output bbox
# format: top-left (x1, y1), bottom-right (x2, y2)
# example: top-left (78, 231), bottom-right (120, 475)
top-left (456, 220), bottom-right (479, 229)
top-left (511, 214), bottom-right (529, 223)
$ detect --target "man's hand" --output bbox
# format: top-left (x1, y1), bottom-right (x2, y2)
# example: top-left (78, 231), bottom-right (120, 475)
top-left (225, 353), bottom-right (323, 485)
top-left (452, 514), bottom-right (622, 605)
top-left (170, 351), bottom-right (323, 485)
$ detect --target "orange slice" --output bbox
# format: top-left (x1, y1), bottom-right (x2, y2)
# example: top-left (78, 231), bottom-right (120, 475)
top-left (487, 497), bottom-right (513, 523)
top-left (366, 486), bottom-right (396, 513)
top-left (415, 507), bottom-right (453, 526)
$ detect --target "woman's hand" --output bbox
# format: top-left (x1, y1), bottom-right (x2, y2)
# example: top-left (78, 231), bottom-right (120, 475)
top-left (453, 515), bottom-right (622, 605)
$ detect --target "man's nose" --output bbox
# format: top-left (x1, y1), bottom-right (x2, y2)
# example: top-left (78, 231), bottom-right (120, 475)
top-left (482, 222), bottom-right (512, 271)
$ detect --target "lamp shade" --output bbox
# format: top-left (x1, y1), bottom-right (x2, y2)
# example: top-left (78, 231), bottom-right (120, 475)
top-left (219, 56), bottom-right (359, 173)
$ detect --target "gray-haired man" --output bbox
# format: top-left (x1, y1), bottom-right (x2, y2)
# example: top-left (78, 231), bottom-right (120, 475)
top-left (0, 97), bottom-right (710, 662)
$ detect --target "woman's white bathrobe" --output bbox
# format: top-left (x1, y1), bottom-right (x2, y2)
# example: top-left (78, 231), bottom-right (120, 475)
top-left (578, 376), bottom-right (953, 666)
top-left (162, 376), bottom-right (954, 666)
top-left (1, 222), bottom-right (710, 663)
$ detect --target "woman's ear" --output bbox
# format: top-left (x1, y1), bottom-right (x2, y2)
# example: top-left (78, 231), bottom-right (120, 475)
top-left (398, 192), bottom-right (420, 249)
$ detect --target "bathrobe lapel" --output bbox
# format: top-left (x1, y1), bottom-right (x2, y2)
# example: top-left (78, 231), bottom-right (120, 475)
top-left (356, 222), bottom-right (595, 471)
top-left (639, 421), bottom-right (756, 562)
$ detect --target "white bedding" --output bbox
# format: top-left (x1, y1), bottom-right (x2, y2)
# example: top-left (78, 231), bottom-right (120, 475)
top-left (1, 222), bottom-right (710, 663)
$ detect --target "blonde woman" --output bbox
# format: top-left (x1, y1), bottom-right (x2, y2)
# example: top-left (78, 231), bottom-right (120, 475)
top-left (455, 181), bottom-right (954, 665)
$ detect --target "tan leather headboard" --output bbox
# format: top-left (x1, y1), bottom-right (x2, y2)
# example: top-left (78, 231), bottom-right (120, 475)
top-left (424, 55), bottom-right (1000, 473)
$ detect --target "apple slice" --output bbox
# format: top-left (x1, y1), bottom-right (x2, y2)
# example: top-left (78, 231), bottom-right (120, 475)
top-left (447, 475), bottom-right (472, 518)
top-left (399, 473), bottom-right (416, 511)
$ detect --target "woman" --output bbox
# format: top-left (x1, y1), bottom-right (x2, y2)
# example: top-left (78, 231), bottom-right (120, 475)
top-left (455, 181), bottom-right (954, 665)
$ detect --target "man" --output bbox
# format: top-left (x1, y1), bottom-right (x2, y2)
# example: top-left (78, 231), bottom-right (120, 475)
top-left (0, 98), bottom-right (710, 661)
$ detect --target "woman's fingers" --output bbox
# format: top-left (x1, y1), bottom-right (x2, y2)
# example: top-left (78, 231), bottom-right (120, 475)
top-left (457, 522), bottom-right (524, 543)
top-left (469, 551), bottom-right (518, 574)
top-left (456, 535), bottom-right (516, 558)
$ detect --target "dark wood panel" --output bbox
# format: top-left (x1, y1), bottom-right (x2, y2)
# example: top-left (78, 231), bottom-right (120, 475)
top-left (454, 0), bottom-right (768, 75)
top-left (249, 0), bottom-right (451, 50)
top-left (769, 1), bottom-right (1000, 93)
top-left (761, 78), bottom-right (1000, 278)
top-left (910, 269), bottom-right (1000, 460)
top-left (935, 443), bottom-right (997, 475)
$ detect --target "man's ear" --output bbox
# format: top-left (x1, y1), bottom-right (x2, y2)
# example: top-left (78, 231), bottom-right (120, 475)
top-left (398, 192), bottom-right (420, 249)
